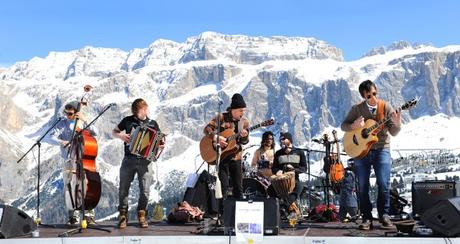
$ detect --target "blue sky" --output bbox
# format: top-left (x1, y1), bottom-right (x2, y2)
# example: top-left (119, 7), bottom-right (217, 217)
top-left (1, 0), bottom-right (459, 67)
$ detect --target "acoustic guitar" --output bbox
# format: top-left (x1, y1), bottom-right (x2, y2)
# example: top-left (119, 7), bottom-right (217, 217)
top-left (343, 97), bottom-right (419, 159)
top-left (200, 118), bottom-right (274, 164)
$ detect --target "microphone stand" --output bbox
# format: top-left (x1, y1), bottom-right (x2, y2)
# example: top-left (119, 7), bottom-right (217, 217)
top-left (17, 116), bottom-right (63, 228)
top-left (212, 100), bottom-right (224, 230)
top-left (293, 147), bottom-right (326, 212)
top-left (58, 104), bottom-right (114, 237)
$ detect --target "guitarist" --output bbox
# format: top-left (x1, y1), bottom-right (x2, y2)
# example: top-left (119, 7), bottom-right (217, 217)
top-left (340, 80), bottom-right (401, 230)
top-left (203, 93), bottom-right (249, 200)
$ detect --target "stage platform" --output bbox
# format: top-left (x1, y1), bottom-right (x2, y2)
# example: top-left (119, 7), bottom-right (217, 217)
top-left (0, 220), bottom-right (459, 244)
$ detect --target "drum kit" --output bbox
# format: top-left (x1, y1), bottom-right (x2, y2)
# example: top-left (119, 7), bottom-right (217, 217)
top-left (242, 159), bottom-right (297, 201)
top-left (242, 159), bottom-right (272, 198)
top-left (241, 153), bottom-right (325, 219)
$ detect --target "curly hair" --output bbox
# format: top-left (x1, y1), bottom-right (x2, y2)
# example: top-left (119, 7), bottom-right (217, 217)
top-left (260, 131), bottom-right (275, 149)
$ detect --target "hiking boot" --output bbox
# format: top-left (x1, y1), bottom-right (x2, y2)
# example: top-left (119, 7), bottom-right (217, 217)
top-left (66, 216), bottom-right (80, 226)
top-left (380, 214), bottom-right (394, 229)
top-left (118, 209), bottom-right (128, 229)
top-left (138, 210), bottom-right (148, 228)
top-left (85, 216), bottom-right (96, 225)
top-left (359, 219), bottom-right (373, 230)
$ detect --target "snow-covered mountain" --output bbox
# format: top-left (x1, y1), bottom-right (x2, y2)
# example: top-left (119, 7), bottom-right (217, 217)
top-left (1, 32), bottom-right (459, 222)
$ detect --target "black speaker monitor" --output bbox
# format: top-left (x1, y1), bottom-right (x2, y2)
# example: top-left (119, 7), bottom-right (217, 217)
top-left (421, 197), bottom-right (460, 237)
top-left (0, 205), bottom-right (37, 239)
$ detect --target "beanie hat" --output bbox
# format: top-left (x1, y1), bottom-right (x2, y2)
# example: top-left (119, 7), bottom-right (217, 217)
top-left (230, 93), bottom-right (246, 109)
top-left (280, 132), bottom-right (293, 143)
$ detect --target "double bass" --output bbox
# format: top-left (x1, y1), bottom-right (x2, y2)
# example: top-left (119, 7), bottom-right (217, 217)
top-left (66, 85), bottom-right (101, 212)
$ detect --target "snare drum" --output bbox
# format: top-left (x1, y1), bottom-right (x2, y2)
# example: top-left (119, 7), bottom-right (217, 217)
top-left (129, 124), bottom-right (165, 161)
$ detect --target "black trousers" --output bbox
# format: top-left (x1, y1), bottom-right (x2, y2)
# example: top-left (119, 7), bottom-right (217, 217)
top-left (218, 158), bottom-right (243, 199)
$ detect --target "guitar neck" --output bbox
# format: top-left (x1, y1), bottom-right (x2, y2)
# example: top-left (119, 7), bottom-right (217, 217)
top-left (366, 106), bottom-right (402, 134)
top-left (227, 123), bottom-right (263, 141)
top-left (331, 130), bottom-right (341, 162)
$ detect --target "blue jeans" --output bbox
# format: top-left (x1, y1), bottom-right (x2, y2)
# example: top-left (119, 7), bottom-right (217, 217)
top-left (354, 148), bottom-right (391, 220)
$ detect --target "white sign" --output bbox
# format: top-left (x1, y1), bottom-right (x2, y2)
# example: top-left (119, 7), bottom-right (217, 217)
top-left (235, 201), bottom-right (264, 242)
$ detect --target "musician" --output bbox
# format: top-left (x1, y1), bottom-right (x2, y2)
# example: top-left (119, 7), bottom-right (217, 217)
top-left (338, 161), bottom-right (358, 222)
top-left (203, 93), bottom-right (249, 201)
top-left (47, 101), bottom-right (97, 225)
top-left (272, 132), bottom-right (306, 217)
top-left (341, 80), bottom-right (401, 230)
top-left (251, 131), bottom-right (275, 177)
top-left (112, 98), bottom-right (164, 229)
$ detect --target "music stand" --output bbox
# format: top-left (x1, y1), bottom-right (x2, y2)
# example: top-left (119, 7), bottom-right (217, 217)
top-left (58, 104), bottom-right (114, 237)
top-left (17, 117), bottom-right (63, 228)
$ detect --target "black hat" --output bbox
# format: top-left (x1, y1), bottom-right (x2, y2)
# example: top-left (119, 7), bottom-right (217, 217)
top-left (280, 132), bottom-right (293, 143)
top-left (230, 93), bottom-right (246, 109)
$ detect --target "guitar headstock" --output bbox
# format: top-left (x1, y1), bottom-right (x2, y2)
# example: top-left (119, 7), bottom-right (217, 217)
top-left (401, 96), bottom-right (420, 111)
top-left (260, 118), bottom-right (275, 127)
top-left (332, 130), bottom-right (338, 141)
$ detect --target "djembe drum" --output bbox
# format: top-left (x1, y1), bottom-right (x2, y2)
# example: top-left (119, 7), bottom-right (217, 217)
top-left (269, 171), bottom-right (295, 198)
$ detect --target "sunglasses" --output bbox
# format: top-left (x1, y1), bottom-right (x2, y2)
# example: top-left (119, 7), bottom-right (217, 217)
top-left (64, 111), bottom-right (75, 116)
top-left (366, 92), bottom-right (377, 99)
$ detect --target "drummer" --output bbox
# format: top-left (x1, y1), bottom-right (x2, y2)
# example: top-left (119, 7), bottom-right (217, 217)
top-left (272, 132), bottom-right (306, 217)
top-left (251, 131), bottom-right (275, 178)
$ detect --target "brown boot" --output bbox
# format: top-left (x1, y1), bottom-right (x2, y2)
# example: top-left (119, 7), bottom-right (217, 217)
top-left (138, 210), bottom-right (148, 228)
top-left (118, 209), bottom-right (128, 229)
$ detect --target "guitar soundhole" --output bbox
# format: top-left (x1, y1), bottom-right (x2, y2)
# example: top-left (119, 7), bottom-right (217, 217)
top-left (352, 135), bottom-right (359, 146)
top-left (361, 129), bottom-right (369, 139)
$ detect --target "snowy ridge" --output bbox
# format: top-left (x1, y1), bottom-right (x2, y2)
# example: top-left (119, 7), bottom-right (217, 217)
top-left (0, 32), bottom-right (460, 222)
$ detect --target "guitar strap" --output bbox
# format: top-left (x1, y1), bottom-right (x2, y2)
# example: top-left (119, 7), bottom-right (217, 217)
top-left (376, 99), bottom-right (385, 131)
top-left (376, 99), bottom-right (385, 121)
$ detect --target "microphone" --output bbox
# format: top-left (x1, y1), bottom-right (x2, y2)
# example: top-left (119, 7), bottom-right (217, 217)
top-left (312, 138), bottom-right (322, 144)
top-left (281, 141), bottom-right (286, 149)
top-left (105, 103), bottom-right (117, 109)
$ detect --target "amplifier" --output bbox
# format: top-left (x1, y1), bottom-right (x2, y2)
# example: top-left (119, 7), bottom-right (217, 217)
top-left (412, 180), bottom-right (460, 216)
top-left (223, 198), bottom-right (280, 235)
